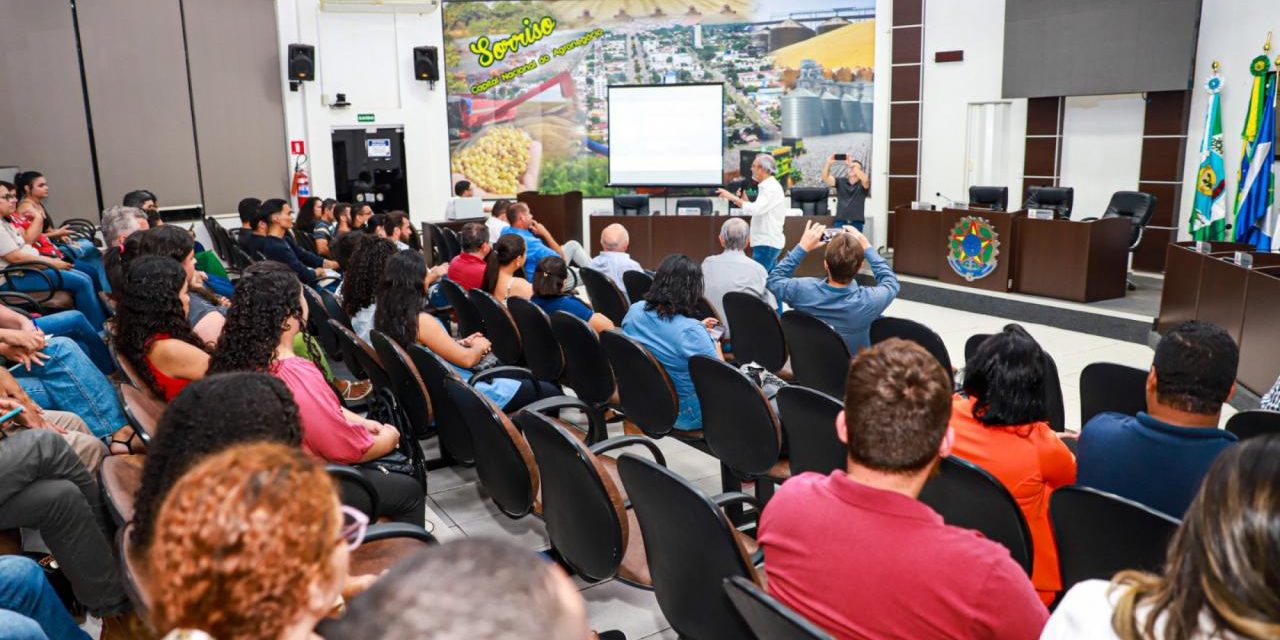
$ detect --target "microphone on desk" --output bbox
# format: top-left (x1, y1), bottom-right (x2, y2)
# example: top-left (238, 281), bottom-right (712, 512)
top-left (936, 192), bottom-right (964, 208)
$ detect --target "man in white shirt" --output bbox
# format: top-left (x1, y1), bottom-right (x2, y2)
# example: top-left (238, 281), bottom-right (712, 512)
top-left (702, 218), bottom-right (775, 339)
top-left (588, 223), bottom-right (642, 290)
top-left (717, 153), bottom-right (787, 272)
top-left (486, 200), bottom-right (511, 244)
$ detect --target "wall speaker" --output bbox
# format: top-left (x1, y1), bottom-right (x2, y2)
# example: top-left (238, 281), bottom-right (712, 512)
top-left (288, 44), bottom-right (315, 82)
top-left (413, 46), bottom-right (439, 83)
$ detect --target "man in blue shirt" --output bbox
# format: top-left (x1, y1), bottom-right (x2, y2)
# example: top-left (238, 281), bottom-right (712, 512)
top-left (1078, 321), bottom-right (1240, 517)
top-left (256, 198), bottom-right (339, 287)
top-left (499, 202), bottom-right (566, 282)
top-left (767, 221), bottom-right (899, 354)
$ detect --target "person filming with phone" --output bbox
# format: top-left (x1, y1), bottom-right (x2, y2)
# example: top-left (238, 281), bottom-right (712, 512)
top-left (823, 153), bottom-right (870, 232)
top-left (767, 222), bottom-right (899, 354)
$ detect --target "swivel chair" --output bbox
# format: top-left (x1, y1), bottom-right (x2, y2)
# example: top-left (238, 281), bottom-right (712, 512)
top-left (1024, 186), bottom-right (1074, 219)
top-left (967, 186), bottom-right (1008, 211)
top-left (789, 187), bottom-right (829, 216)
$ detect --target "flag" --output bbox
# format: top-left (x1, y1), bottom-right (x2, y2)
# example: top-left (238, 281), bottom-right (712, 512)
top-left (1234, 54), bottom-right (1276, 251)
top-left (1191, 74), bottom-right (1228, 241)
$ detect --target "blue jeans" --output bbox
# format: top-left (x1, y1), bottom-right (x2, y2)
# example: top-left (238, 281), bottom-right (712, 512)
top-left (752, 245), bottom-right (783, 312)
top-left (832, 219), bottom-right (865, 232)
top-left (32, 312), bottom-right (113, 375)
top-left (0, 556), bottom-right (90, 640)
top-left (3, 269), bottom-right (106, 331)
top-left (14, 337), bottom-right (127, 441)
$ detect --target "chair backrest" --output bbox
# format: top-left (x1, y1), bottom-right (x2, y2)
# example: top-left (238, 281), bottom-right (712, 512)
top-left (600, 330), bottom-right (679, 438)
top-left (622, 270), bottom-right (653, 304)
top-left (119, 383), bottom-right (165, 442)
top-left (789, 187), bottom-right (829, 216)
top-left (441, 227), bottom-right (462, 261)
top-left (674, 198), bottom-right (713, 215)
top-left (918, 456), bottom-right (1035, 576)
top-left (467, 289), bottom-right (524, 365)
top-left (507, 297), bottom-right (564, 381)
top-left (613, 194), bottom-right (650, 216)
top-left (422, 223), bottom-right (447, 266)
top-left (1051, 485), bottom-right (1180, 593)
top-left (370, 331), bottom-right (433, 440)
top-left (775, 385), bottom-right (845, 476)
top-left (580, 266), bottom-right (630, 326)
top-left (319, 287), bottom-right (352, 329)
top-left (780, 310), bottom-right (850, 399)
top-left (330, 320), bottom-right (391, 391)
top-left (1079, 362), bottom-right (1148, 426)
top-left (724, 576), bottom-right (833, 640)
top-left (408, 345), bottom-right (476, 463)
top-left (618, 454), bottom-right (759, 640)
top-left (516, 411), bottom-right (627, 583)
top-left (967, 186), bottom-right (1009, 211)
top-left (444, 377), bottom-right (538, 518)
top-left (327, 463), bottom-right (381, 521)
top-left (869, 317), bottom-right (953, 385)
top-left (1025, 186), bottom-right (1074, 219)
top-left (1225, 410), bottom-right (1280, 441)
top-left (295, 229), bottom-right (318, 254)
top-left (964, 332), bottom-right (1066, 432)
top-left (438, 278), bottom-right (485, 337)
top-left (549, 311), bottom-right (616, 407)
top-left (303, 286), bottom-right (344, 363)
top-left (1102, 191), bottom-right (1157, 228)
top-left (723, 292), bottom-right (787, 373)
top-left (690, 355), bottom-right (783, 477)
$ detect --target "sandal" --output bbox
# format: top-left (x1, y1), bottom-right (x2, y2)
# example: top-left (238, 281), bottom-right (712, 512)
top-left (108, 426), bottom-right (146, 455)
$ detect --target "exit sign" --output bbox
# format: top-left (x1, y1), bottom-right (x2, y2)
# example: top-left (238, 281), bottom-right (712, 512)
top-left (357, 113), bottom-right (375, 123)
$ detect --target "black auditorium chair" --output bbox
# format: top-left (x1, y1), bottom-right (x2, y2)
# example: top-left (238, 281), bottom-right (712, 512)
top-left (1079, 362), bottom-right (1148, 426)
top-left (444, 377), bottom-right (540, 519)
top-left (441, 227), bottom-right (462, 261)
top-left (674, 198), bottom-right (713, 215)
top-left (550, 311), bottom-right (622, 432)
top-left (599, 330), bottom-right (692, 441)
top-left (690, 355), bottom-right (789, 500)
top-left (919, 456), bottom-right (1034, 576)
top-left (618, 454), bottom-right (764, 640)
top-left (303, 287), bottom-right (344, 363)
top-left (1050, 485), bottom-right (1180, 593)
top-left (789, 187), bottom-right (829, 216)
top-left (775, 386), bottom-right (845, 476)
top-left (613, 195), bottom-right (650, 216)
top-left (1225, 410), bottom-right (1280, 441)
top-left (1082, 191), bottom-right (1157, 290)
top-left (622, 270), bottom-right (653, 304)
top-left (723, 291), bottom-right (789, 376)
top-left (118, 384), bottom-right (163, 445)
top-left (506, 297), bottom-right (564, 382)
top-left (516, 410), bottom-right (664, 587)
top-left (370, 331), bottom-right (454, 469)
top-left (967, 186), bottom-right (1009, 211)
top-left (407, 345), bottom-right (477, 464)
top-left (467, 289), bottom-right (524, 365)
top-left (581, 266), bottom-right (631, 326)
top-left (869, 317), bottom-right (953, 386)
top-left (319, 288), bottom-right (352, 329)
top-left (326, 464), bottom-right (381, 521)
top-left (965, 333), bottom-right (1066, 432)
top-left (438, 278), bottom-right (485, 337)
top-left (724, 576), bottom-right (834, 640)
top-left (1024, 186), bottom-right (1074, 219)
top-left (780, 310), bottom-right (850, 399)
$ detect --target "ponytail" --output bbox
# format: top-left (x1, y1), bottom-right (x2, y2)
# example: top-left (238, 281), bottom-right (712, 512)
top-left (481, 234), bottom-right (526, 294)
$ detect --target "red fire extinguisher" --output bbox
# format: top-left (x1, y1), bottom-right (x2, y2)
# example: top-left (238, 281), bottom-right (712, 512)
top-left (291, 154), bottom-right (311, 206)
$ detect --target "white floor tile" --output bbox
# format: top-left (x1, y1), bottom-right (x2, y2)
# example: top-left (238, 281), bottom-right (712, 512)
top-left (427, 464), bottom-right (479, 495)
top-left (456, 513), bottom-right (550, 551)
top-left (582, 579), bottom-right (671, 640)
top-left (430, 482), bottom-right (504, 525)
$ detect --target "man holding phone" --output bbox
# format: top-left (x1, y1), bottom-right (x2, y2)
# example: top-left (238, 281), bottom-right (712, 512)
top-left (823, 154), bottom-right (870, 232)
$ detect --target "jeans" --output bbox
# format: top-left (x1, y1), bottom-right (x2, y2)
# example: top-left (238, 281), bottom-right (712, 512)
top-left (832, 219), bottom-right (865, 232)
top-left (3, 269), bottom-right (106, 331)
top-left (752, 245), bottom-right (783, 312)
top-left (0, 610), bottom-right (46, 640)
top-left (14, 337), bottom-right (128, 441)
top-left (0, 556), bottom-right (91, 640)
top-left (0, 430), bottom-right (128, 618)
top-left (32, 312), bottom-right (114, 375)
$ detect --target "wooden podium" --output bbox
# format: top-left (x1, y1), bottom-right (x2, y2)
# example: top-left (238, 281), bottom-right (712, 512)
top-left (890, 207), bottom-right (943, 278)
top-left (1013, 217), bottom-right (1131, 302)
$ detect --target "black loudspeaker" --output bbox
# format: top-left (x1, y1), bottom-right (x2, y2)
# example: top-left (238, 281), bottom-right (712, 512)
top-left (414, 46), bottom-right (439, 82)
top-left (288, 44), bottom-right (315, 81)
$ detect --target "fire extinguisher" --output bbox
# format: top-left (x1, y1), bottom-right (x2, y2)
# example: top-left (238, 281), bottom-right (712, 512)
top-left (290, 154), bottom-right (311, 206)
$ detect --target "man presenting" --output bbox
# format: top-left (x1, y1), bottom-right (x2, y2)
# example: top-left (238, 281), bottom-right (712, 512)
top-left (717, 153), bottom-right (787, 272)
top-left (823, 154), bottom-right (869, 231)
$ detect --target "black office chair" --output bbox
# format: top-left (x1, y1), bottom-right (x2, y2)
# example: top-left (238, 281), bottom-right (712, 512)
top-left (1087, 191), bottom-right (1157, 290)
top-left (775, 386), bottom-right (845, 476)
top-left (407, 345), bottom-right (476, 464)
top-left (617, 454), bottom-right (763, 640)
top-left (919, 456), bottom-right (1035, 576)
top-left (444, 377), bottom-right (539, 519)
top-left (690, 355), bottom-right (789, 498)
top-left (549, 311), bottom-right (621, 439)
top-left (1051, 485), bottom-right (1179, 593)
top-left (968, 186), bottom-right (1009, 211)
top-left (441, 227), bottom-right (462, 261)
top-left (1079, 362), bottom-right (1148, 426)
top-left (724, 576), bottom-right (834, 640)
top-left (789, 187), bottom-right (829, 216)
top-left (580, 266), bottom-right (631, 326)
top-left (1225, 410), bottom-right (1280, 441)
top-left (438, 278), bottom-right (485, 337)
top-left (1024, 186), bottom-right (1074, 219)
top-left (599, 330), bottom-right (688, 440)
top-left (467, 289), bottom-right (524, 365)
top-left (613, 194), bottom-right (651, 216)
top-left (506, 298), bottom-right (564, 382)
top-left (723, 291), bottom-right (789, 375)
top-left (780, 310), bottom-right (850, 399)
top-left (869, 317), bottom-right (953, 386)
top-left (369, 331), bottom-right (433, 441)
top-left (965, 333), bottom-right (1066, 432)
top-left (622, 270), bottom-right (653, 304)
top-left (675, 198), bottom-right (713, 215)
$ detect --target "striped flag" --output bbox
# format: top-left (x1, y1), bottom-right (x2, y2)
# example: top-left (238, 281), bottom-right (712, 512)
top-left (1191, 74), bottom-right (1228, 241)
top-left (1234, 54), bottom-right (1276, 251)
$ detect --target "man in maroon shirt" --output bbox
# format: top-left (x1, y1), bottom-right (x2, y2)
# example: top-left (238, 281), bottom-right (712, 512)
top-left (446, 222), bottom-right (489, 290)
top-left (759, 339), bottom-right (1048, 640)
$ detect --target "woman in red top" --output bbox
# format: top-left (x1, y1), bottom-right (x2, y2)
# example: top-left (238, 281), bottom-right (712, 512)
top-left (112, 256), bottom-right (209, 401)
top-left (949, 324), bottom-right (1077, 606)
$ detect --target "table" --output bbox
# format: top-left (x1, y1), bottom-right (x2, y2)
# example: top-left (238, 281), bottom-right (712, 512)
top-left (1014, 217), bottom-right (1131, 302)
top-left (1238, 267), bottom-right (1280, 395)
top-left (889, 207), bottom-right (943, 278)
top-left (1156, 241), bottom-right (1256, 334)
top-left (935, 208), bottom-right (1019, 293)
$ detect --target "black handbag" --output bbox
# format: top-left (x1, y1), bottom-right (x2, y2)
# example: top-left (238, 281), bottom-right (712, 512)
top-left (356, 449), bottom-right (416, 478)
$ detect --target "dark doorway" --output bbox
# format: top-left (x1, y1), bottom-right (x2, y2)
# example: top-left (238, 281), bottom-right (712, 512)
top-left (331, 127), bottom-right (408, 213)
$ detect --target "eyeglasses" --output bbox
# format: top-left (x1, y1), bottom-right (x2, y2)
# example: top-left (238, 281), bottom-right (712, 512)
top-left (337, 505), bottom-right (369, 550)
top-left (0, 195), bottom-right (17, 201)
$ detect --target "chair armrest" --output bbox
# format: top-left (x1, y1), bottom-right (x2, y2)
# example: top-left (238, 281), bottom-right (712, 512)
top-left (520, 395), bottom-right (608, 444)
top-left (590, 435), bottom-right (667, 466)
top-left (0, 266), bottom-right (63, 300)
top-left (469, 365), bottom-right (537, 385)
top-left (0, 293), bottom-right (43, 317)
top-left (326, 463), bottom-right (380, 518)
top-left (362, 522), bottom-right (438, 545)
top-left (713, 491), bottom-right (762, 512)
top-left (1130, 225), bottom-right (1145, 250)
top-left (1078, 216), bottom-right (1099, 222)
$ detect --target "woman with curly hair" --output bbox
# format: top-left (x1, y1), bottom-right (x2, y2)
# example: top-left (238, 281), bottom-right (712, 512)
top-left (145, 442), bottom-right (357, 640)
top-left (531, 255), bottom-right (613, 333)
top-left (621, 254), bottom-right (723, 430)
top-left (208, 262), bottom-right (422, 524)
top-left (480, 234), bottom-right (532, 303)
top-left (112, 255), bottom-right (209, 401)
top-left (1043, 435), bottom-right (1280, 640)
top-left (129, 372), bottom-right (303, 554)
top-left (108, 226), bottom-right (227, 346)
top-left (339, 237), bottom-right (398, 341)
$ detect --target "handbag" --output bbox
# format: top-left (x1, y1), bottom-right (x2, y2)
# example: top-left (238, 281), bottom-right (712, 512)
top-left (740, 362), bottom-right (789, 400)
top-left (356, 449), bottom-right (416, 478)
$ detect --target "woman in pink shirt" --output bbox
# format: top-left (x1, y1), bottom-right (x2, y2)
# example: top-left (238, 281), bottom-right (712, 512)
top-left (208, 262), bottom-right (425, 525)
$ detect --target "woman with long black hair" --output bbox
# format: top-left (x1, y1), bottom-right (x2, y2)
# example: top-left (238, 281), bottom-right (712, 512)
top-left (480, 234), bottom-right (532, 304)
top-left (340, 237), bottom-right (398, 341)
top-left (109, 226), bottom-right (227, 346)
top-left (112, 255), bottom-right (209, 402)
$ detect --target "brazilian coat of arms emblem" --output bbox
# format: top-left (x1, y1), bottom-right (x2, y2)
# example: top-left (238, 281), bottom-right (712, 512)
top-left (946, 216), bottom-right (1000, 282)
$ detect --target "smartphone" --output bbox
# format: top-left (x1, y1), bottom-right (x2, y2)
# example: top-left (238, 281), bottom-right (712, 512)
top-left (823, 227), bottom-right (842, 241)
top-left (834, 153), bottom-right (848, 161)
top-left (707, 325), bottom-right (725, 341)
top-left (0, 405), bottom-right (24, 426)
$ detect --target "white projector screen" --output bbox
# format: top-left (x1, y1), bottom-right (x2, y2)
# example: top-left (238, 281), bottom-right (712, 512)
top-left (608, 84), bottom-right (724, 186)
